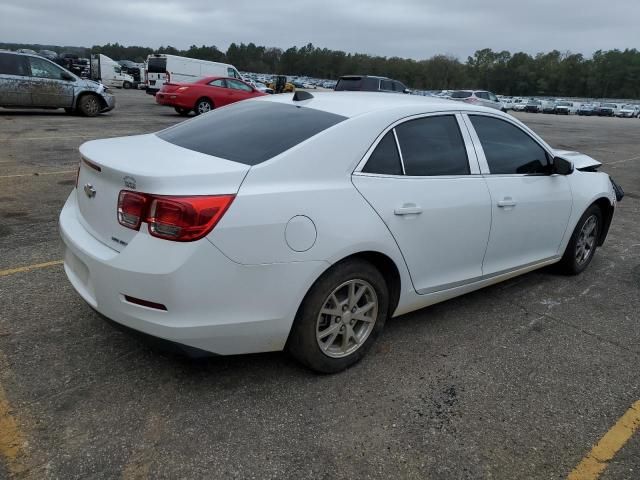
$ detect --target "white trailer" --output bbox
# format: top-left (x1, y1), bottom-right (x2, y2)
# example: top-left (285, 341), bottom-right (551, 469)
top-left (145, 54), bottom-right (242, 94)
top-left (90, 54), bottom-right (135, 89)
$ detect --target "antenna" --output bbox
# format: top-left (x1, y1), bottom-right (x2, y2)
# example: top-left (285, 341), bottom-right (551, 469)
top-left (292, 91), bottom-right (314, 102)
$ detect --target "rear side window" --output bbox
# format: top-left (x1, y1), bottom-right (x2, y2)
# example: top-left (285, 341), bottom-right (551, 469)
top-left (157, 101), bottom-right (346, 165)
top-left (450, 91), bottom-right (472, 99)
top-left (147, 57), bottom-right (167, 73)
top-left (395, 115), bottom-right (470, 176)
top-left (469, 115), bottom-right (550, 175)
top-left (209, 79), bottom-right (226, 87)
top-left (335, 77), bottom-right (363, 91)
top-left (475, 91), bottom-right (490, 100)
top-left (362, 131), bottom-right (403, 175)
top-left (0, 53), bottom-right (28, 76)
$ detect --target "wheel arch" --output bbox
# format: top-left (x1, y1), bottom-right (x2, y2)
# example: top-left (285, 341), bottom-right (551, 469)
top-left (194, 96), bottom-right (214, 109)
top-left (320, 250), bottom-right (402, 319)
top-left (74, 91), bottom-right (106, 110)
top-left (592, 196), bottom-right (614, 246)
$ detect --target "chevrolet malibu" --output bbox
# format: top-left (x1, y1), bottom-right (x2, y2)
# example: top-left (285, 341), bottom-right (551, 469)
top-left (60, 92), bottom-right (620, 373)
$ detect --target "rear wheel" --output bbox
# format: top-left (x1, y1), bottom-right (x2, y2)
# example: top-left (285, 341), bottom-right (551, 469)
top-left (287, 259), bottom-right (388, 373)
top-left (559, 205), bottom-right (602, 275)
top-left (123, 81), bottom-right (132, 89)
top-left (77, 94), bottom-right (101, 117)
top-left (174, 107), bottom-right (191, 116)
top-left (194, 98), bottom-right (213, 115)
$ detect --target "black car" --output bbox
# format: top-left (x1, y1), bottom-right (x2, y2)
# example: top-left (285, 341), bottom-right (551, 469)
top-left (334, 75), bottom-right (408, 93)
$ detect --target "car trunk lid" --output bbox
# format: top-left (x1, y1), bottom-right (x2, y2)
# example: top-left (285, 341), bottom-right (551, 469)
top-left (76, 134), bottom-right (249, 252)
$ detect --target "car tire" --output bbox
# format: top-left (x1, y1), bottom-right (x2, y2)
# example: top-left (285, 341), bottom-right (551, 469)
top-left (287, 259), bottom-right (389, 373)
top-left (77, 94), bottom-right (101, 117)
top-left (174, 107), bottom-right (191, 116)
top-left (123, 81), bottom-right (132, 89)
top-left (559, 204), bottom-right (603, 275)
top-left (194, 98), bottom-right (213, 115)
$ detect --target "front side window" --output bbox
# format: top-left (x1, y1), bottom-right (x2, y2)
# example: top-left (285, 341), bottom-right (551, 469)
top-left (28, 57), bottom-right (64, 79)
top-left (227, 68), bottom-right (240, 79)
top-left (0, 53), bottom-right (28, 76)
top-left (475, 91), bottom-right (490, 100)
top-left (380, 80), bottom-right (394, 91)
top-left (395, 115), bottom-right (470, 176)
top-left (227, 79), bottom-right (252, 92)
top-left (362, 131), bottom-right (403, 175)
top-left (469, 115), bottom-right (550, 175)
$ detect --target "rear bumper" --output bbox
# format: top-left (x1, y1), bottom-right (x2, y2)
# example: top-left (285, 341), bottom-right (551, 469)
top-left (59, 192), bottom-right (326, 355)
top-left (154, 93), bottom-right (190, 109)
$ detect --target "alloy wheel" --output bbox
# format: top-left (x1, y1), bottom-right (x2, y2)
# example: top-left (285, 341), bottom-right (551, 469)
top-left (575, 215), bottom-right (598, 266)
top-left (315, 279), bottom-right (378, 358)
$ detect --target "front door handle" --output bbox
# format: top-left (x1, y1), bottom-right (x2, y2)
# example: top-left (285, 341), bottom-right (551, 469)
top-left (497, 197), bottom-right (517, 208)
top-left (394, 204), bottom-right (423, 215)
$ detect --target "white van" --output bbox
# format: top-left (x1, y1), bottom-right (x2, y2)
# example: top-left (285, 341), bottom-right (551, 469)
top-left (90, 54), bottom-right (135, 89)
top-left (145, 54), bottom-right (242, 95)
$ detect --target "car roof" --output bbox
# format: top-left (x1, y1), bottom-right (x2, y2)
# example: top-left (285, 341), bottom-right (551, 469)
top-left (257, 91), bottom-right (496, 118)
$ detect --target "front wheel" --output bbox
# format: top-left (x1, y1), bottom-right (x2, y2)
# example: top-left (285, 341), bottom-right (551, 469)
top-left (77, 94), bottom-right (101, 117)
top-left (559, 205), bottom-right (603, 275)
top-left (122, 81), bottom-right (132, 89)
top-left (287, 259), bottom-right (389, 373)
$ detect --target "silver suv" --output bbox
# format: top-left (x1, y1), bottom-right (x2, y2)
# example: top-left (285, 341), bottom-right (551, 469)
top-left (0, 51), bottom-right (115, 116)
top-left (449, 90), bottom-right (505, 111)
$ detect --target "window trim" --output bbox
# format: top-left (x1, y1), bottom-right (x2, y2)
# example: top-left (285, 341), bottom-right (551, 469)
top-left (353, 111), bottom-right (482, 178)
top-left (461, 112), bottom-right (556, 176)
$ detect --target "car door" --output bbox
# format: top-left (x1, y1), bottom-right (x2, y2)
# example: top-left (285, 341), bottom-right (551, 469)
top-left (206, 78), bottom-right (231, 106)
top-left (464, 113), bottom-right (572, 275)
top-left (26, 56), bottom-right (74, 107)
top-left (226, 78), bottom-right (256, 102)
top-left (0, 53), bottom-right (32, 106)
top-left (352, 113), bottom-right (492, 294)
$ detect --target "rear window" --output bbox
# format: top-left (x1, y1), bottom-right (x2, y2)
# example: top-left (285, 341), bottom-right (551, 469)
top-left (335, 77), bottom-right (363, 91)
top-left (157, 101), bottom-right (346, 165)
top-left (147, 57), bottom-right (167, 73)
top-left (0, 53), bottom-right (28, 76)
top-left (450, 91), bottom-right (472, 99)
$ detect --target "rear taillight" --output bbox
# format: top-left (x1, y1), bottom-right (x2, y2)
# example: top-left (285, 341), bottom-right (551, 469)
top-left (118, 191), bottom-right (148, 230)
top-left (117, 191), bottom-right (234, 242)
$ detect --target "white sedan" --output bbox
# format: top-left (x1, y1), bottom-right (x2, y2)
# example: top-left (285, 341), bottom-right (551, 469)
top-left (60, 92), bottom-right (621, 373)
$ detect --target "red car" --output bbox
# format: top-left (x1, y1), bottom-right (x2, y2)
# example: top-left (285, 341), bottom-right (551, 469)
top-left (155, 76), bottom-right (267, 115)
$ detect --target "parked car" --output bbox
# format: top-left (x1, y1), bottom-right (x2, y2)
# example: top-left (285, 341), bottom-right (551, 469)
top-left (334, 75), bottom-right (408, 93)
top-left (449, 90), bottom-right (505, 111)
top-left (524, 99), bottom-right (543, 113)
top-left (155, 76), bottom-right (266, 115)
top-left (146, 54), bottom-right (242, 95)
top-left (60, 92), bottom-right (620, 373)
top-left (38, 49), bottom-right (58, 60)
top-left (500, 97), bottom-right (521, 110)
top-left (90, 54), bottom-right (135, 89)
top-left (512, 99), bottom-right (529, 111)
top-left (542, 100), bottom-right (557, 113)
top-left (253, 80), bottom-right (274, 94)
top-left (615, 104), bottom-right (639, 118)
top-left (598, 103), bottom-right (621, 117)
top-left (0, 51), bottom-right (115, 116)
top-left (578, 103), bottom-right (597, 116)
top-left (555, 101), bottom-right (578, 115)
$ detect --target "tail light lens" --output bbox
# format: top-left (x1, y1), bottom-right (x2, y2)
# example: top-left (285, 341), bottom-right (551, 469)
top-left (118, 191), bottom-right (148, 230)
top-left (117, 191), bottom-right (234, 242)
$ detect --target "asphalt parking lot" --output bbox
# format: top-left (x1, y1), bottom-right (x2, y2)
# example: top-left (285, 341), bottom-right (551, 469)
top-left (0, 90), bottom-right (639, 479)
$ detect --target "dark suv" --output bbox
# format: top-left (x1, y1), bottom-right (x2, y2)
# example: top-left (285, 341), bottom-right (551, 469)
top-left (334, 75), bottom-right (408, 93)
top-left (0, 51), bottom-right (114, 116)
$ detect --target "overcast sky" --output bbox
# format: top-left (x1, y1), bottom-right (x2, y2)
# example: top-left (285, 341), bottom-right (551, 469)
top-left (1, 0), bottom-right (638, 59)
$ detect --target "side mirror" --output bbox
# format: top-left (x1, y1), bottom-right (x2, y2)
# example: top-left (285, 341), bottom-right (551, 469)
top-left (552, 156), bottom-right (574, 175)
top-left (61, 71), bottom-right (75, 81)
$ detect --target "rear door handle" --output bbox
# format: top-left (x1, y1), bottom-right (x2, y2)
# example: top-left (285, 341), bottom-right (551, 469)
top-left (394, 204), bottom-right (423, 215)
top-left (497, 197), bottom-right (517, 208)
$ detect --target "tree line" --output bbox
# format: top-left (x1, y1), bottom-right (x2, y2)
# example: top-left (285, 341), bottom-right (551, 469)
top-left (2, 41), bottom-right (639, 98)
